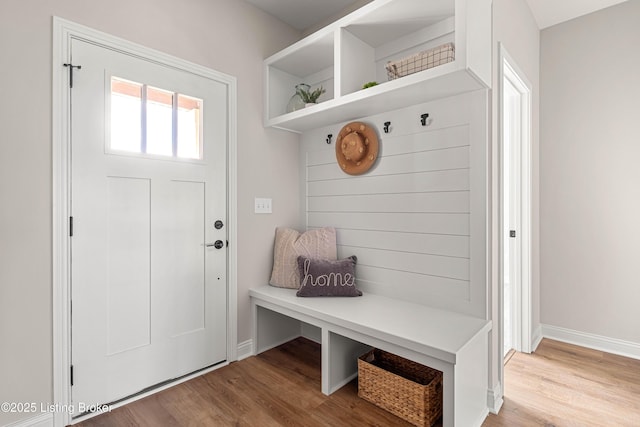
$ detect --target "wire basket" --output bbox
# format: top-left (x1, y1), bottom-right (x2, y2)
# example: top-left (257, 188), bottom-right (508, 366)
top-left (386, 43), bottom-right (455, 81)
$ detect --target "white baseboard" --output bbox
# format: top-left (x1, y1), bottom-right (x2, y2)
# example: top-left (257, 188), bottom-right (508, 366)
top-left (486, 382), bottom-right (503, 415)
top-left (541, 324), bottom-right (640, 360)
top-left (472, 408), bottom-right (490, 427)
top-left (236, 340), bottom-right (253, 361)
top-left (531, 325), bottom-right (543, 352)
top-left (2, 413), bottom-right (53, 427)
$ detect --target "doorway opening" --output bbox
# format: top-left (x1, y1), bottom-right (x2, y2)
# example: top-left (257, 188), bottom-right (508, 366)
top-left (499, 44), bottom-right (532, 367)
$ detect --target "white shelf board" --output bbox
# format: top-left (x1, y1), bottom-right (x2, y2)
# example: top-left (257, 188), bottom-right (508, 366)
top-left (269, 32), bottom-right (334, 78)
top-left (266, 65), bottom-right (484, 133)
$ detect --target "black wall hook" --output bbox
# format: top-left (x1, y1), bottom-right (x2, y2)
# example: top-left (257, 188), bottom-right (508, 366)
top-left (326, 134), bottom-right (333, 144)
top-left (383, 121), bottom-right (391, 133)
top-left (420, 113), bottom-right (430, 126)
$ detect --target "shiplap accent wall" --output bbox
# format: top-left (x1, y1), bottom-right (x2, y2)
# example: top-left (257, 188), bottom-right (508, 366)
top-left (300, 90), bottom-right (488, 319)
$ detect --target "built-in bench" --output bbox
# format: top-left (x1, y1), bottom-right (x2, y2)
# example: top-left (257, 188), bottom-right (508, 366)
top-left (250, 285), bottom-right (492, 427)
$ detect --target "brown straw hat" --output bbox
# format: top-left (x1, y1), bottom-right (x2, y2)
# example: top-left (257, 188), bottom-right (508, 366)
top-left (335, 122), bottom-right (379, 175)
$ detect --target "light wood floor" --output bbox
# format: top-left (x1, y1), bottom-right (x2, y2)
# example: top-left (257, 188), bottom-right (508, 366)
top-left (75, 338), bottom-right (640, 426)
top-left (484, 339), bottom-right (640, 426)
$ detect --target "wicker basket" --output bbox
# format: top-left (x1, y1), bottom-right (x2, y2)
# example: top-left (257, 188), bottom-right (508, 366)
top-left (386, 43), bottom-right (455, 81)
top-left (358, 349), bottom-right (443, 427)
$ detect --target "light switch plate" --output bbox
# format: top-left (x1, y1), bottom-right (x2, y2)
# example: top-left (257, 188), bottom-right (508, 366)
top-left (254, 197), bottom-right (272, 214)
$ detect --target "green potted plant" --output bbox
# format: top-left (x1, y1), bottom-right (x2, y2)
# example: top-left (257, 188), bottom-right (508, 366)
top-left (297, 85), bottom-right (326, 107)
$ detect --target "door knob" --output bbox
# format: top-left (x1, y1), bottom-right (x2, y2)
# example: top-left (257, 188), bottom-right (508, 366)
top-left (206, 240), bottom-right (224, 249)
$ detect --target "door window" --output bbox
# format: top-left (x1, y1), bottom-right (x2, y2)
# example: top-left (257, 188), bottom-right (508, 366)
top-left (109, 76), bottom-right (203, 160)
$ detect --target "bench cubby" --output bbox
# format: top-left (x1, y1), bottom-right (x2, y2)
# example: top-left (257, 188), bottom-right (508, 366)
top-left (250, 285), bottom-right (491, 427)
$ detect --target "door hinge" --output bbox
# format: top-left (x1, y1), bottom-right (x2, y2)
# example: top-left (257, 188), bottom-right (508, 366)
top-left (63, 63), bottom-right (82, 88)
top-left (510, 230), bottom-right (516, 238)
top-left (69, 216), bottom-right (74, 237)
top-left (70, 365), bottom-right (74, 386)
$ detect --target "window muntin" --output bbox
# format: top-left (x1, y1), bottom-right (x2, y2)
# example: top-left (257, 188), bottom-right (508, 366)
top-left (109, 76), bottom-right (203, 160)
top-left (146, 86), bottom-right (174, 157)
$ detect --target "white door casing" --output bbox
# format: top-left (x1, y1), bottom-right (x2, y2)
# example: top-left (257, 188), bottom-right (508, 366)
top-left (53, 18), bottom-right (238, 426)
top-left (498, 42), bottom-right (532, 393)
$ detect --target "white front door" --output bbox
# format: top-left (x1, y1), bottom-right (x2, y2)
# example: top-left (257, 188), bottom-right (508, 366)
top-left (70, 37), bottom-right (228, 408)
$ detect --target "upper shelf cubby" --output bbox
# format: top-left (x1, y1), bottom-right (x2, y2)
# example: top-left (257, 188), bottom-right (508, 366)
top-left (264, 0), bottom-right (491, 133)
top-left (266, 31), bottom-right (335, 119)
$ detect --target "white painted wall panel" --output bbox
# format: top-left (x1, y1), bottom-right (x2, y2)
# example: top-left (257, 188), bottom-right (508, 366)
top-left (338, 246), bottom-right (469, 281)
top-left (335, 228), bottom-right (469, 258)
top-left (308, 192), bottom-right (470, 214)
top-left (301, 90), bottom-right (488, 317)
top-left (356, 267), bottom-right (470, 300)
top-left (308, 212), bottom-right (469, 235)
top-left (308, 145), bottom-right (469, 181)
top-left (306, 125), bottom-right (470, 166)
top-left (382, 126), bottom-right (469, 154)
top-left (308, 169), bottom-right (469, 196)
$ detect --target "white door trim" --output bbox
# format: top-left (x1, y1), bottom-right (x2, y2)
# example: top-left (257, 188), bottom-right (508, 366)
top-left (498, 42), bottom-right (532, 387)
top-left (52, 17), bottom-right (238, 427)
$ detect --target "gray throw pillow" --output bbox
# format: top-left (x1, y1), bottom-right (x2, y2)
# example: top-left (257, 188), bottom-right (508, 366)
top-left (296, 255), bottom-right (362, 297)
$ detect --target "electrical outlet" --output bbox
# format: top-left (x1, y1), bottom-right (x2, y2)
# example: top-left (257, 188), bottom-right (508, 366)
top-left (254, 197), bottom-right (272, 214)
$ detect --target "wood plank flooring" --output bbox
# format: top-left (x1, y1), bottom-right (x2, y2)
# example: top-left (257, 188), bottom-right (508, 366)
top-left (75, 337), bottom-right (640, 426)
top-left (483, 339), bottom-right (640, 426)
top-left (75, 338), bottom-right (416, 426)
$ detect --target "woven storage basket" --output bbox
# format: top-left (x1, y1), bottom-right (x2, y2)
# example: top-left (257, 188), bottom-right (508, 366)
top-left (386, 43), bottom-right (455, 81)
top-left (358, 349), bottom-right (443, 427)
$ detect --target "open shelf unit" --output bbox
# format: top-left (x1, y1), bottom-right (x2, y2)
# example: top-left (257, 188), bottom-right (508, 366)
top-left (264, 0), bottom-right (491, 133)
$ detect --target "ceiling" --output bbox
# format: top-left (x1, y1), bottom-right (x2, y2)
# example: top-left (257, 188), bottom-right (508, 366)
top-left (245, 0), bottom-right (628, 31)
top-left (525, 0), bottom-right (628, 29)
top-left (245, 0), bottom-right (365, 31)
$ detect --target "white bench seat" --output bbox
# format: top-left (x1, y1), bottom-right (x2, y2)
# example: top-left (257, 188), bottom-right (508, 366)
top-left (250, 285), bottom-right (492, 427)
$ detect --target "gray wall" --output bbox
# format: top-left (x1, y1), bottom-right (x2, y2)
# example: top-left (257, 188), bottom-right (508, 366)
top-left (540, 1), bottom-right (640, 343)
top-left (491, 0), bottom-right (540, 398)
top-left (0, 0), bottom-right (300, 424)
